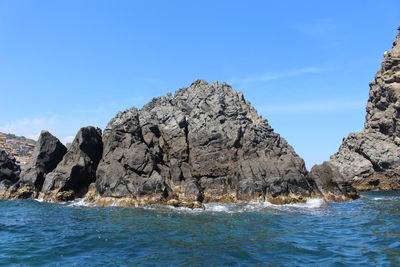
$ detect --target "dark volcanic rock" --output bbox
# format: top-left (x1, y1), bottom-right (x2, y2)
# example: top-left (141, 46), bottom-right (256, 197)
top-left (327, 29), bottom-right (400, 190)
top-left (94, 80), bottom-right (355, 206)
top-left (16, 130), bottom-right (67, 192)
top-left (0, 151), bottom-right (20, 192)
top-left (308, 162), bottom-right (358, 201)
top-left (41, 126), bottom-right (102, 201)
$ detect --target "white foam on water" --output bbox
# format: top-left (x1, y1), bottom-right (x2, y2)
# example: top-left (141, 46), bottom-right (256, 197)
top-left (31, 196), bottom-right (326, 212)
top-left (282, 198), bottom-right (326, 208)
top-left (241, 198), bottom-right (326, 211)
top-left (372, 196), bottom-right (400, 201)
top-left (31, 196), bottom-right (325, 212)
top-left (143, 198), bottom-right (327, 213)
top-left (143, 204), bottom-right (205, 213)
top-left (204, 204), bottom-right (231, 212)
top-left (34, 197), bottom-right (44, 203)
top-left (67, 198), bottom-right (93, 207)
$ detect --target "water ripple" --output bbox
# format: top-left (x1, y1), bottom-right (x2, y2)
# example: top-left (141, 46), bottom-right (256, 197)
top-left (0, 192), bottom-right (399, 266)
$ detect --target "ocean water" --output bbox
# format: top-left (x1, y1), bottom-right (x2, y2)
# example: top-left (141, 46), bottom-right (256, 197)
top-left (0, 191), bottom-right (399, 266)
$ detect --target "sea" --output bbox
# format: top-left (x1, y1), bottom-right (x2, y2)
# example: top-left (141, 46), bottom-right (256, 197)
top-left (0, 191), bottom-right (399, 266)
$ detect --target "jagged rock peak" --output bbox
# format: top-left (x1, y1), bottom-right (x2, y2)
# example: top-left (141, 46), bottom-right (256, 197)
top-left (174, 80), bottom-right (241, 99)
top-left (94, 79), bottom-right (357, 207)
top-left (365, 30), bottom-right (400, 136)
top-left (142, 79), bottom-right (268, 127)
top-left (326, 28), bottom-right (400, 191)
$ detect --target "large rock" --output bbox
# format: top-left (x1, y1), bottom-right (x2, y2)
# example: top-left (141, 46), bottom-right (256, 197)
top-left (308, 162), bottom-right (358, 201)
top-left (41, 126), bottom-right (103, 201)
top-left (0, 151), bottom-right (20, 192)
top-left (94, 80), bottom-right (356, 206)
top-left (327, 29), bottom-right (400, 190)
top-left (14, 131), bottom-right (67, 194)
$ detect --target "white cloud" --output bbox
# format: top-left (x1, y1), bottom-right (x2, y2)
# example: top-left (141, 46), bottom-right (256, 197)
top-left (259, 100), bottom-right (365, 113)
top-left (231, 66), bottom-right (330, 84)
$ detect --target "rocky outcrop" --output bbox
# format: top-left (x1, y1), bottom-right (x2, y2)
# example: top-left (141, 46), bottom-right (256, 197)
top-left (308, 162), bottom-right (358, 201)
top-left (40, 127), bottom-right (103, 201)
top-left (7, 131), bottom-right (67, 198)
top-left (0, 151), bottom-right (20, 193)
top-left (1, 81), bottom-right (361, 205)
top-left (92, 80), bottom-right (357, 207)
top-left (326, 29), bottom-right (400, 190)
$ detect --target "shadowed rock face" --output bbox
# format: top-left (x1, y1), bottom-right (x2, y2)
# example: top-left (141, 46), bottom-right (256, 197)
top-left (308, 162), bottom-right (358, 201)
top-left (324, 29), bottom-right (400, 190)
top-left (0, 151), bottom-right (20, 191)
top-left (17, 131), bottom-right (67, 191)
top-left (95, 80), bottom-right (355, 205)
top-left (41, 126), bottom-right (103, 201)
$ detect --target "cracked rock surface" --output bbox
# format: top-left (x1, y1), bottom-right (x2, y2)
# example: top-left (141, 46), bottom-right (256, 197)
top-left (325, 29), bottom-right (400, 190)
top-left (2, 80), bottom-right (359, 205)
top-left (95, 80), bottom-right (356, 205)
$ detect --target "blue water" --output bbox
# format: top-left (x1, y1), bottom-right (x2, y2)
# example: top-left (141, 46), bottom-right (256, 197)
top-left (0, 191), bottom-right (399, 266)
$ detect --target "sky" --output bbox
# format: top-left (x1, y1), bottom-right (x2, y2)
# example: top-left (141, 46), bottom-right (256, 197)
top-left (0, 0), bottom-right (399, 169)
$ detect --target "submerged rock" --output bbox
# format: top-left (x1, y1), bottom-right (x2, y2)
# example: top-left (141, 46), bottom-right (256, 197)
top-left (0, 151), bottom-right (20, 193)
top-left (93, 80), bottom-right (356, 206)
top-left (326, 29), bottom-right (400, 190)
top-left (41, 126), bottom-right (103, 201)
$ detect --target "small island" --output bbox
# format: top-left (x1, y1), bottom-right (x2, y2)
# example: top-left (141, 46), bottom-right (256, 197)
top-left (1, 31), bottom-right (400, 209)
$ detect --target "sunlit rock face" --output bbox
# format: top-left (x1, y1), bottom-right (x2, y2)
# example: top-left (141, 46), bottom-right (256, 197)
top-left (95, 80), bottom-right (357, 206)
top-left (2, 80), bottom-right (360, 205)
top-left (327, 29), bottom-right (400, 191)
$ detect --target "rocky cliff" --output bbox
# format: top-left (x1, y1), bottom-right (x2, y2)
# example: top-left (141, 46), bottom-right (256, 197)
top-left (1, 80), bottom-right (358, 206)
top-left (320, 29), bottom-right (400, 190)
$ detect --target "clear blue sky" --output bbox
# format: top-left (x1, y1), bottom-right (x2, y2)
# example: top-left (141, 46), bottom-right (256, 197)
top-left (0, 0), bottom-right (399, 169)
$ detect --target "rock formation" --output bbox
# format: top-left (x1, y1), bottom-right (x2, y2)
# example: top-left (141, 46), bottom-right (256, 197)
top-left (8, 131), bottom-right (67, 198)
top-left (92, 80), bottom-right (357, 207)
top-left (5, 31), bottom-right (399, 205)
top-left (40, 126), bottom-right (103, 201)
top-left (0, 151), bottom-right (20, 193)
top-left (1, 82), bottom-right (360, 206)
top-left (308, 162), bottom-right (358, 200)
top-left (320, 29), bottom-right (400, 190)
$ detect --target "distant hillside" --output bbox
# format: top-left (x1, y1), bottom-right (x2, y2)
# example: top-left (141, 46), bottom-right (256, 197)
top-left (0, 132), bottom-right (37, 145)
